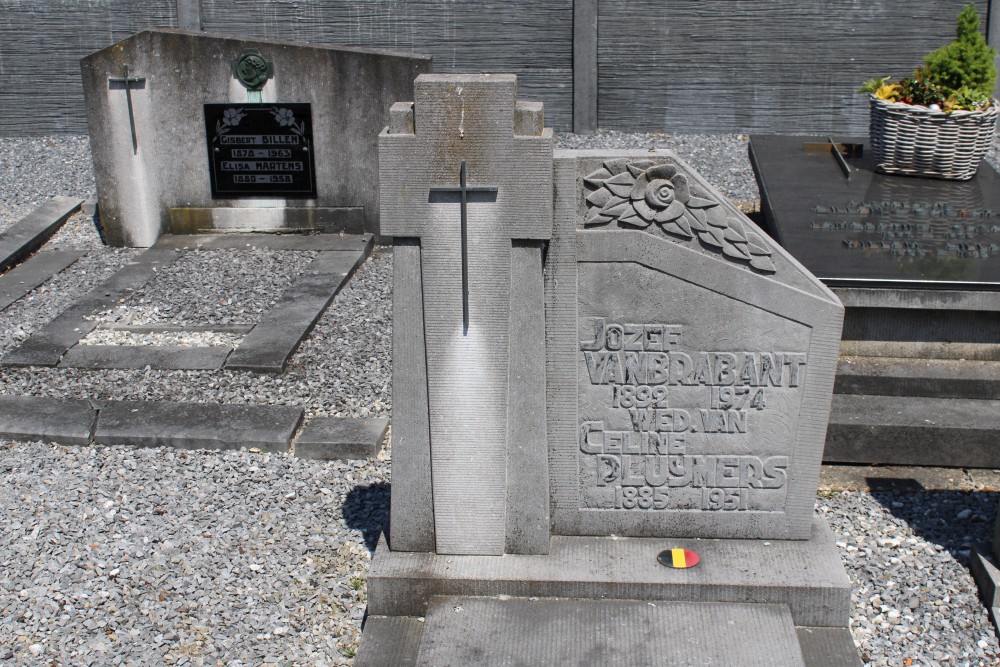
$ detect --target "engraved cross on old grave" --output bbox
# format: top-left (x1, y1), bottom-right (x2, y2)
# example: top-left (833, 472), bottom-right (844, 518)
top-left (380, 74), bottom-right (552, 556)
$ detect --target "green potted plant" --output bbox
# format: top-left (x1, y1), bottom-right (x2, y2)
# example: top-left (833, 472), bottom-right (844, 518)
top-left (859, 4), bottom-right (998, 180)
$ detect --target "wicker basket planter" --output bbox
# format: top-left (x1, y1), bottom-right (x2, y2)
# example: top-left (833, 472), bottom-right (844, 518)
top-left (868, 95), bottom-right (998, 180)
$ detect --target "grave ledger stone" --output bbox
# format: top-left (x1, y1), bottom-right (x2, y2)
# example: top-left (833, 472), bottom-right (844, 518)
top-left (81, 29), bottom-right (431, 247)
top-left (359, 74), bottom-right (859, 665)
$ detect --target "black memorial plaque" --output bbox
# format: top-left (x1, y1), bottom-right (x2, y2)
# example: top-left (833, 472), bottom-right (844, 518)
top-left (205, 103), bottom-right (316, 198)
top-left (751, 135), bottom-right (1000, 289)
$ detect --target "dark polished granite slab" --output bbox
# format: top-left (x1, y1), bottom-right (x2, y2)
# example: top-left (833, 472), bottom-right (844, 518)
top-left (751, 135), bottom-right (1000, 289)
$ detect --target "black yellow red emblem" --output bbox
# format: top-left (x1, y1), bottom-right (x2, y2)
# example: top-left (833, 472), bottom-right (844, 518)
top-left (657, 548), bottom-right (700, 569)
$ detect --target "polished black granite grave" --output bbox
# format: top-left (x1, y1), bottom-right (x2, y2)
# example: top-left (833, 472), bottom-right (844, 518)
top-left (750, 135), bottom-right (1000, 289)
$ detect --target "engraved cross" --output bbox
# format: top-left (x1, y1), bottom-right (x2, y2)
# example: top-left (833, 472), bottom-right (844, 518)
top-left (108, 64), bottom-right (145, 154)
top-left (428, 160), bottom-right (499, 333)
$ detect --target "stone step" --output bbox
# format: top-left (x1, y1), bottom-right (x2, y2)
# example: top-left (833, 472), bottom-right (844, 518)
top-left (355, 597), bottom-right (861, 667)
top-left (836, 356), bottom-right (1000, 400)
top-left (367, 517), bottom-right (850, 628)
top-left (825, 394), bottom-right (1000, 468)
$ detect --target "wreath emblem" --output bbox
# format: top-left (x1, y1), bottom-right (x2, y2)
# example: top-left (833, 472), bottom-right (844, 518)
top-left (584, 159), bottom-right (776, 273)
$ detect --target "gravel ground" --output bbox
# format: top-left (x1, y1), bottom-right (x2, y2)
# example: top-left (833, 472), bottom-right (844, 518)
top-left (1, 134), bottom-right (999, 665)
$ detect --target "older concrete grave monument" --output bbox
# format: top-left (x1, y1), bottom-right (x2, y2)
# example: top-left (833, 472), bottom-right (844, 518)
top-left (356, 74), bottom-right (860, 665)
top-left (81, 29), bottom-right (430, 246)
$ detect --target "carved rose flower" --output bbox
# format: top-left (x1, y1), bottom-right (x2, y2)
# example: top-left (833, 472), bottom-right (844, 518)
top-left (584, 159), bottom-right (776, 273)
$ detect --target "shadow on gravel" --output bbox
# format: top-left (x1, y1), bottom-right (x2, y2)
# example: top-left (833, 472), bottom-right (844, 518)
top-left (343, 482), bottom-right (390, 551)
top-left (868, 483), bottom-right (999, 562)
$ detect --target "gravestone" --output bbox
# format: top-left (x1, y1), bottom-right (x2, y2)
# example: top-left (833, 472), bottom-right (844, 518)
top-left (358, 74), bottom-right (860, 665)
top-left (752, 135), bottom-right (1000, 468)
top-left (81, 29), bottom-right (431, 247)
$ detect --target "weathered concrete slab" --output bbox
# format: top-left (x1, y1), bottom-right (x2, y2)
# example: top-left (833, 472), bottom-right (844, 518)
top-left (0, 197), bottom-right (82, 272)
top-left (970, 548), bottom-right (1000, 636)
top-left (3, 245), bottom-right (181, 367)
top-left (818, 464), bottom-right (973, 493)
top-left (293, 417), bottom-right (388, 460)
top-left (0, 396), bottom-right (96, 446)
top-left (836, 357), bottom-right (1000, 400)
top-left (156, 233), bottom-right (373, 252)
top-left (796, 626), bottom-right (864, 667)
top-left (168, 207), bottom-right (365, 235)
top-left (367, 516), bottom-right (850, 627)
top-left (415, 596), bottom-right (805, 667)
top-left (94, 400), bottom-right (303, 452)
top-left (59, 344), bottom-right (232, 370)
top-left (353, 616), bottom-right (423, 667)
top-left (0, 249), bottom-right (87, 310)
top-left (225, 249), bottom-right (367, 373)
top-left (826, 394), bottom-right (1000, 468)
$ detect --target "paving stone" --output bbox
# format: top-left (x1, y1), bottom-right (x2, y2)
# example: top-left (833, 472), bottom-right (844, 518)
top-left (0, 196), bottom-right (81, 271)
top-left (59, 344), bottom-right (232, 370)
top-left (225, 249), bottom-right (368, 373)
top-left (415, 596), bottom-right (805, 667)
top-left (94, 400), bottom-right (303, 452)
top-left (3, 244), bottom-right (181, 367)
top-left (0, 395), bottom-right (96, 446)
top-left (0, 249), bottom-right (87, 310)
top-left (294, 417), bottom-right (388, 460)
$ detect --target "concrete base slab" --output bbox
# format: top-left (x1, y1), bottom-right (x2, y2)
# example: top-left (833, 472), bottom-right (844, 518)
top-left (970, 548), bottom-right (1000, 636)
top-left (168, 207), bottom-right (365, 235)
top-left (59, 344), bottom-right (232, 370)
top-left (0, 396), bottom-right (96, 446)
top-left (354, 616), bottom-right (423, 667)
top-left (156, 233), bottom-right (372, 252)
top-left (422, 596), bottom-right (805, 667)
top-left (368, 516), bottom-right (850, 628)
top-left (94, 400), bottom-right (303, 452)
top-left (0, 249), bottom-right (88, 310)
top-left (826, 394), bottom-right (1000, 467)
top-left (357, 599), bottom-right (863, 667)
top-left (795, 626), bottom-right (863, 667)
top-left (294, 417), bottom-right (388, 460)
top-left (0, 196), bottom-right (82, 271)
top-left (836, 356), bottom-right (1000, 400)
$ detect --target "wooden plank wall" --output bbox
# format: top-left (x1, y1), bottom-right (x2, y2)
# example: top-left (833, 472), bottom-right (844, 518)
top-left (198, 0), bottom-right (574, 132)
top-left (597, 0), bottom-right (991, 134)
top-left (1, 0), bottom-right (995, 135)
top-left (0, 0), bottom-right (176, 135)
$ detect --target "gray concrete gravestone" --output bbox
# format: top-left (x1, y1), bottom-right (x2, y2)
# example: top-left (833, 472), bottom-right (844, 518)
top-left (81, 29), bottom-right (430, 246)
top-left (359, 73), bottom-right (861, 666)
